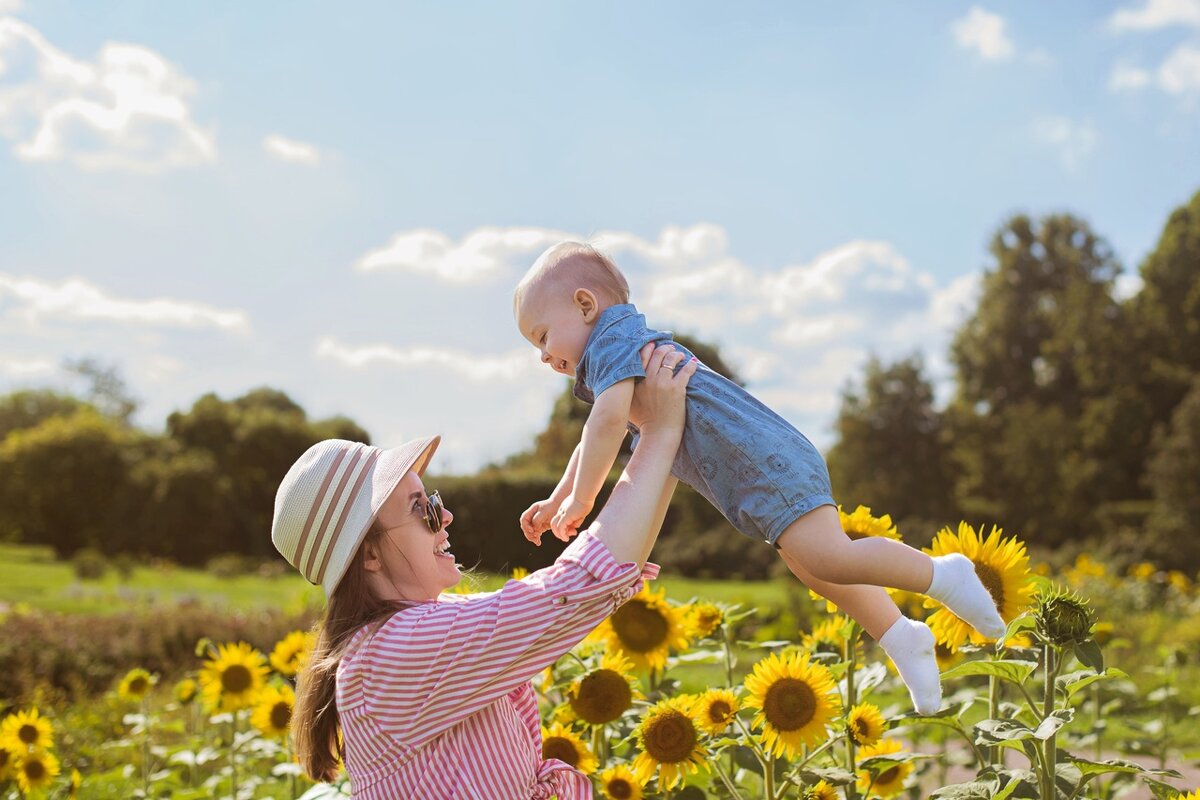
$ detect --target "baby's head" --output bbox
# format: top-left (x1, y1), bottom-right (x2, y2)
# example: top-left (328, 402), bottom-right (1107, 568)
top-left (514, 242), bottom-right (630, 376)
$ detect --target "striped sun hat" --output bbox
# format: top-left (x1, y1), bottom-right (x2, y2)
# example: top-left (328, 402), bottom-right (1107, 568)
top-left (271, 436), bottom-right (440, 596)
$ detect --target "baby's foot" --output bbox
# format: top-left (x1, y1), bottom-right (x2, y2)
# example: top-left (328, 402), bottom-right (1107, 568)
top-left (925, 553), bottom-right (1007, 640)
top-left (879, 617), bottom-right (942, 715)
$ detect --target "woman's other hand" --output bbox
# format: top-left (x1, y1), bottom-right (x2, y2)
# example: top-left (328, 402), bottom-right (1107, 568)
top-left (629, 343), bottom-right (696, 435)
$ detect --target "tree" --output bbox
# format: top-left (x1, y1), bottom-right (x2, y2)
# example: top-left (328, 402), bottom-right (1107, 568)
top-left (947, 213), bottom-right (1125, 546)
top-left (1144, 375), bottom-right (1200, 568)
top-left (826, 355), bottom-right (954, 541)
top-left (0, 390), bottom-right (86, 440)
top-left (64, 357), bottom-right (139, 424)
top-left (0, 409), bottom-right (139, 555)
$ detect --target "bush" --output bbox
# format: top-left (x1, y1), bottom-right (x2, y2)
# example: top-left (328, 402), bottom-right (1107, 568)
top-left (71, 547), bottom-right (109, 581)
top-left (0, 605), bottom-right (318, 702)
top-left (205, 552), bottom-right (256, 579)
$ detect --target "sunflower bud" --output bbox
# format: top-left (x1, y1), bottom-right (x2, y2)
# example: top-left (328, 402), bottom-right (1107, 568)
top-left (1033, 588), bottom-right (1095, 647)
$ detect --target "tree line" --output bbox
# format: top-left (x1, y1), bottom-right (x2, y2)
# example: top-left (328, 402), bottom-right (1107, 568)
top-left (1, 190), bottom-right (1197, 575)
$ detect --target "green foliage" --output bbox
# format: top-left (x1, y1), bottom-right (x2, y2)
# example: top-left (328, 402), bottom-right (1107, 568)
top-left (0, 389), bottom-right (86, 440)
top-left (71, 547), bottom-right (109, 580)
top-left (1145, 374), bottom-right (1200, 565)
top-left (827, 355), bottom-right (956, 538)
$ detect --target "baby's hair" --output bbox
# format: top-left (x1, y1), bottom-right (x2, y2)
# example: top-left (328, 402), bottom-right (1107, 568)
top-left (513, 241), bottom-right (630, 317)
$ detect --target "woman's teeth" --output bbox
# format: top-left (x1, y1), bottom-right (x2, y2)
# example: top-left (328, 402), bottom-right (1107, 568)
top-left (435, 540), bottom-right (452, 557)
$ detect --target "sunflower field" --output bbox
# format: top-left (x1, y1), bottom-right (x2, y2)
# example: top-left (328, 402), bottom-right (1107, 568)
top-left (4, 507), bottom-right (1200, 798)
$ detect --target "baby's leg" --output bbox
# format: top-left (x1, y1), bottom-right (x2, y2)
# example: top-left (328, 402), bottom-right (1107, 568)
top-left (778, 548), bottom-right (942, 715)
top-left (776, 505), bottom-right (1006, 640)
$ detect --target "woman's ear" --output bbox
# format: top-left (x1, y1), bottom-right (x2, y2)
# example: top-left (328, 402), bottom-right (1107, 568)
top-left (361, 539), bottom-right (384, 574)
top-left (574, 288), bottom-right (600, 322)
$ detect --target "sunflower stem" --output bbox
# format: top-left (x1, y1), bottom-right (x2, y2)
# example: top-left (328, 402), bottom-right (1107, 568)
top-left (722, 624), bottom-right (737, 688)
top-left (712, 757), bottom-right (748, 800)
top-left (230, 712), bottom-right (239, 800)
top-left (1042, 643), bottom-right (1061, 800)
top-left (844, 627), bottom-right (860, 800)
top-left (763, 753), bottom-right (776, 800)
top-left (141, 695), bottom-right (151, 798)
top-left (987, 642), bottom-right (1002, 768)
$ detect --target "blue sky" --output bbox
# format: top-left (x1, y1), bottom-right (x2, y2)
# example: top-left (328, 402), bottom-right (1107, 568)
top-left (2, 1), bottom-right (1198, 472)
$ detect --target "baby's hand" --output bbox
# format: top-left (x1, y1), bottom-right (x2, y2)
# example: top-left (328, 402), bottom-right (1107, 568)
top-left (551, 494), bottom-right (593, 542)
top-left (520, 498), bottom-right (558, 546)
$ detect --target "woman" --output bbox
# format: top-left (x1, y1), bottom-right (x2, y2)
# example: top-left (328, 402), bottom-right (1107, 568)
top-left (271, 344), bottom-right (697, 799)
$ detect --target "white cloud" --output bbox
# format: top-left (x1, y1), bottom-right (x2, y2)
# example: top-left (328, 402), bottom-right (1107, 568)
top-left (0, 0), bottom-right (23, 15)
top-left (263, 134), bottom-right (320, 165)
top-left (314, 337), bottom-right (541, 382)
top-left (0, 273), bottom-right (249, 331)
top-left (355, 226), bottom-right (572, 284)
top-left (1109, 0), bottom-right (1200, 31)
top-left (0, 17), bottom-right (216, 171)
top-left (1110, 63), bottom-right (1154, 91)
top-left (1158, 43), bottom-right (1200, 93)
top-left (951, 7), bottom-right (1015, 61)
top-left (594, 224), bottom-right (730, 269)
top-left (0, 356), bottom-right (54, 377)
top-left (1032, 116), bottom-right (1099, 171)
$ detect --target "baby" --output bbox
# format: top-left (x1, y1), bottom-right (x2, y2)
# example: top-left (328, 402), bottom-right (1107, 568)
top-left (513, 241), bottom-right (1008, 714)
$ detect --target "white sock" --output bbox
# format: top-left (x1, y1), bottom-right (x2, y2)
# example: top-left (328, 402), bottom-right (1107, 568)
top-left (878, 617), bottom-right (942, 715)
top-left (925, 553), bottom-right (1007, 640)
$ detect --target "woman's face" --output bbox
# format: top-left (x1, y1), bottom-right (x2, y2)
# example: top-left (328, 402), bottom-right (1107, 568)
top-left (368, 471), bottom-right (459, 601)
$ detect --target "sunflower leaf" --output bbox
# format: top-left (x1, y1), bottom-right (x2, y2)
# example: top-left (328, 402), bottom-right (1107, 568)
top-left (942, 659), bottom-right (1038, 685)
top-left (974, 718), bottom-right (1035, 743)
top-left (1060, 751), bottom-right (1182, 780)
top-left (1073, 640), bottom-right (1104, 672)
top-left (795, 766), bottom-right (857, 786)
top-left (1057, 667), bottom-right (1129, 701)
top-left (1032, 709), bottom-right (1072, 740)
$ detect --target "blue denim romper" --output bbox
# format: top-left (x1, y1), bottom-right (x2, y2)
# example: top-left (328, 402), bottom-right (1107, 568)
top-left (574, 304), bottom-right (836, 546)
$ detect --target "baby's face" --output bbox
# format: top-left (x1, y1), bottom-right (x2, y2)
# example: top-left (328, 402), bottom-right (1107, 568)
top-left (517, 287), bottom-right (594, 377)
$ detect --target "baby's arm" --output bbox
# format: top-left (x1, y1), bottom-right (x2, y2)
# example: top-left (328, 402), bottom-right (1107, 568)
top-left (550, 379), bottom-right (635, 541)
top-left (520, 444), bottom-right (581, 545)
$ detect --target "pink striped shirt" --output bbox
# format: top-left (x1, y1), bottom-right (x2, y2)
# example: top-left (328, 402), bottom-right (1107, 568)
top-left (335, 531), bottom-right (659, 799)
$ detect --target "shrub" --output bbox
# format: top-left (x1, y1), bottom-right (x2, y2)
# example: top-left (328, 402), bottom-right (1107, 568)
top-left (71, 547), bottom-right (109, 581)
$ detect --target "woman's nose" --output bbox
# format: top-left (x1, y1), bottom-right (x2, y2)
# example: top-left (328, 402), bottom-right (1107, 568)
top-left (441, 506), bottom-right (453, 527)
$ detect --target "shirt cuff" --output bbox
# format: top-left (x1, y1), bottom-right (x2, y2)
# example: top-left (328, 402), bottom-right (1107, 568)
top-left (560, 530), bottom-right (660, 584)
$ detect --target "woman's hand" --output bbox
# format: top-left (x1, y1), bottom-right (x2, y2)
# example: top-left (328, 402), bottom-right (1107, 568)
top-left (629, 343), bottom-right (696, 435)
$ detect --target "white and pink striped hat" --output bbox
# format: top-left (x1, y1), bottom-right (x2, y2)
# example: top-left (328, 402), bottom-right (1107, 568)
top-left (271, 436), bottom-right (440, 596)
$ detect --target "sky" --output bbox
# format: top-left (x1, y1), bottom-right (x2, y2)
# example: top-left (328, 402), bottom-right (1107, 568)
top-left (1, 1), bottom-right (1198, 473)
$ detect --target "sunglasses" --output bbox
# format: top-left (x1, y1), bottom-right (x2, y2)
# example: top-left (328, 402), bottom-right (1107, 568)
top-left (379, 490), bottom-right (446, 536)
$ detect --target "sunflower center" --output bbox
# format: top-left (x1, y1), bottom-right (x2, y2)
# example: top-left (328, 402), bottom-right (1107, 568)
top-left (974, 561), bottom-right (1005, 610)
top-left (572, 670), bottom-right (632, 724)
top-left (851, 717), bottom-right (870, 743)
top-left (708, 700), bottom-right (732, 724)
top-left (642, 709), bottom-right (698, 763)
top-left (611, 600), bottom-right (669, 653)
top-left (543, 736), bottom-right (582, 768)
top-left (24, 759), bottom-right (45, 780)
top-left (607, 778), bottom-right (633, 799)
top-left (18, 724), bottom-right (38, 744)
top-left (221, 664), bottom-right (253, 693)
top-left (763, 678), bottom-right (817, 732)
top-left (129, 677), bottom-right (148, 694)
top-left (270, 702), bottom-right (293, 730)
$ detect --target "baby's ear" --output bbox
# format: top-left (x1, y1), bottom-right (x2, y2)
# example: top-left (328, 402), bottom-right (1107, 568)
top-left (574, 288), bottom-right (599, 321)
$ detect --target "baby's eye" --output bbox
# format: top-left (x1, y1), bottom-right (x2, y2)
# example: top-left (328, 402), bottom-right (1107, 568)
top-left (539, 333), bottom-right (547, 344)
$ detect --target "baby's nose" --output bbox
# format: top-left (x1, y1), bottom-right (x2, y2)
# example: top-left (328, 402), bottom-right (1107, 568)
top-left (541, 351), bottom-right (552, 363)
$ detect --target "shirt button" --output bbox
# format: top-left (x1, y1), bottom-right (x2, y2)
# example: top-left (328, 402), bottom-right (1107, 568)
top-left (553, 596), bottom-right (567, 605)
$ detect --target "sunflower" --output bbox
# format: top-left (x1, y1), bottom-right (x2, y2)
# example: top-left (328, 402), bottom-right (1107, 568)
top-left (923, 522), bottom-right (1034, 650)
top-left (175, 678), bottom-right (198, 706)
top-left (511, 566), bottom-right (529, 580)
top-left (857, 738), bottom-right (911, 797)
top-left (684, 602), bottom-right (725, 639)
top-left (0, 746), bottom-right (14, 782)
top-left (199, 641), bottom-right (270, 712)
top-left (269, 630), bottom-right (316, 677)
top-left (596, 764), bottom-right (645, 800)
top-left (744, 651), bottom-right (841, 758)
top-left (118, 668), bottom-right (154, 701)
top-left (251, 684), bottom-right (295, 741)
top-left (934, 640), bottom-right (963, 671)
top-left (69, 768), bottom-right (82, 799)
top-left (0, 708), bottom-right (54, 752)
top-left (632, 696), bottom-right (708, 790)
top-left (803, 614), bottom-right (863, 663)
top-left (540, 721), bottom-right (597, 774)
top-left (569, 651), bottom-right (639, 725)
top-left (598, 585), bottom-right (690, 672)
top-left (15, 749), bottom-right (60, 794)
top-left (695, 688), bottom-right (740, 735)
top-left (1129, 562), bottom-right (1156, 582)
top-left (840, 505), bottom-right (902, 542)
top-left (803, 781), bottom-right (839, 800)
top-left (1168, 570), bottom-right (1192, 594)
top-left (847, 703), bottom-right (886, 747)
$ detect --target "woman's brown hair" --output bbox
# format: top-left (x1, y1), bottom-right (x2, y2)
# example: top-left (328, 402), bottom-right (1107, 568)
top-left (291, 521), bottom-right (402, 781)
